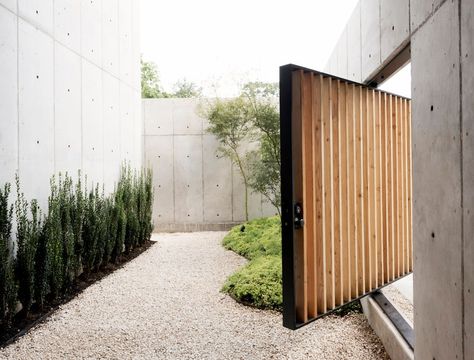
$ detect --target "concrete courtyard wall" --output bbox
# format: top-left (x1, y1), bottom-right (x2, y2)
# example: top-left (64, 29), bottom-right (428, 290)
top-left (143, 98), bottom-right (278, 232)
top-left (0, 0), bottom-right (142, 209)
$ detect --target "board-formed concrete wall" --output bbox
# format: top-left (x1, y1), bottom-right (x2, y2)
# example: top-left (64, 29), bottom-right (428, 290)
top-left (0, 0), bottom-right (141, 209)
top-left (326, 0), bottom-right (474, 358)
top-left (143, 98), bottom-right (278, 232)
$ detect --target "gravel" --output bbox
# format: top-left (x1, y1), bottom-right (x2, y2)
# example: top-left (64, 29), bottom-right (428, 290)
top-left (382, 284), bottom-right (414, 326)
top-left (0, 232), bottom-right (389, 359)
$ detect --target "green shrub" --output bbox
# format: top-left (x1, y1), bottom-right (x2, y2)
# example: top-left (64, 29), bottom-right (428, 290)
top-left (58, 174), bottom-right (75, 291)
top-left (0, 164), bottom-right (154, 319)
top-left (82, 188), bottom-right (98, 274)
top-left (15, 176), bottom-right (42, 316)
top-left (222, 216), bottom-right (281, 260)
top-left (34, 221), bottom-right (50, 311)
top-left (223, 255), bottom-right (282, 310)
top-left (0, 183), bottom-right (17, 327)
top-left (222, 216), bottom-right (282, 310)
top-left (71, 172), bottom-right (85, 276)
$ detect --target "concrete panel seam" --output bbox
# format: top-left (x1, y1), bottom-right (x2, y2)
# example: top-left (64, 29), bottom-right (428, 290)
top-left (201, 132), bottom-right (204, 221)
top-left (172, 120), bottom-right (176, 223)
top-left (410, 0), bottom-right (449, 36)
top-left (458, 0), bottom-right (465, 357)
top-left (53, 0), bottom-right (56, 172)
top-left (80, 1), bottom-right (84, 171)
top-left (16, 0), bottom-right (19, 175)
top-left (379, 0), bottom-right (382, 64)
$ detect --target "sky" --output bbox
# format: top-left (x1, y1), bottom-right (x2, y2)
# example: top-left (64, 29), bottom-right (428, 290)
top-left (140, 0), bottom-right (361, 97)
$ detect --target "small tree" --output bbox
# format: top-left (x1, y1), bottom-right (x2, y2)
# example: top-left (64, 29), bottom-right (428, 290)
top-left (242, 82), bottom-right (281, 214)
top-left (205, 98), bottom-right (253, 221)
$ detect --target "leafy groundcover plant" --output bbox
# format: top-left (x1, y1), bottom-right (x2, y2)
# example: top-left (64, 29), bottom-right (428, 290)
top-left (0, 165), bottom-right (154, 346)
top-left (222, 216), bottom-right (362, 315)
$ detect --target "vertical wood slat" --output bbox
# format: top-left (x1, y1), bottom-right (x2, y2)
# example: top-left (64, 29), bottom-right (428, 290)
top-left (348, 84), bottom-right (358, 299)
top-left (313, 75), bottom-right (327, 314)
top-left (302, 72), bottom-right (316, 318)
top-left (356, 85), bottom-right (365, 296)
top-left (333, 80), bottom-right (342, 306)
top-left (290, 70), bottom-right (412, 325)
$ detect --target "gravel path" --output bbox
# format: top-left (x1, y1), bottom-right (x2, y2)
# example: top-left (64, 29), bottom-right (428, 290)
top-left (0, 232), bottom-right (388, 359)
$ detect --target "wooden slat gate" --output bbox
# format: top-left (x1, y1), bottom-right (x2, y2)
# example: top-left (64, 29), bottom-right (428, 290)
top-left (280, 64), bottom-right (413, 329)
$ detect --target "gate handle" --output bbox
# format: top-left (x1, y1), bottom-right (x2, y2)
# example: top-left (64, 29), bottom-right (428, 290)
top-left (294, 203), bottom-right (304, 229)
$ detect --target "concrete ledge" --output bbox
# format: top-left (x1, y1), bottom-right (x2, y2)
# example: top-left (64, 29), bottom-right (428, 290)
top-left (154, 222), bottom-right (240, 233)
top-left (361, 295), bottom-right (414, 360)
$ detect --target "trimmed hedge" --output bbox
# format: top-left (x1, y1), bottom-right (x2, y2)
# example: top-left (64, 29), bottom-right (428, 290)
top-left (0, 165), bottom-right (153, 327)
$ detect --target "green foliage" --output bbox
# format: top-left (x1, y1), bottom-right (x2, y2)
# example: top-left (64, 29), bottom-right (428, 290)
top-left (204, 97), bottom-right (253, 220)
top-left (0, 164), bottom-right (154, 322)
top-left (203, 82), bottom-right (281, 217)
top-left (0, 183), bottom-right (17, 327)
top-left (45, 176), bottom-right (64, 300)
top-left (222, 216), bottom-right (281, 260)
top-left (223, 255), bottom-right (282, 310)
top-left (172, 79), bottom-right (202, 98)
top-left (244, 83), bottom-right (280, 214)
top-left (222, 216), bottom-right (282, 310)
top-left (15, 175), bottom-right (41, 316)
top-left (141, 58), bottom-right (167, 99)
top-left (141, 58), bottom-right (201, 99)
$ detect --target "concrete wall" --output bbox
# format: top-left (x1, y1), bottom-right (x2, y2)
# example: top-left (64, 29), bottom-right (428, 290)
top-left (0, 0), bottom-right (141, 209)
top-left (326, 0), bottom-right (474, 358)
top-left (143, 98), bottom-right (278, 232)
top-left (325, 0), bottom-right (410, 83)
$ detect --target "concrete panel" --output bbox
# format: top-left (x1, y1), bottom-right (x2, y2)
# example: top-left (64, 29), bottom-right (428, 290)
top-left (102, 72), bottom-right (120, 194)
top-left (54, 0), bottom-right (80, 53)
top-left (202, 135), bottom-right (232, 222)
top-left (0, 0), bottom-right (17, 13)
top-left (18, 19), bottom-right (54, 209)
top-left (173, 98), bottom-right (203, 135)
top-left (411, 2), bottom-right (462, 359)
top-left (361, 0), bottom-right (381, 81)
top-left (54, 43), bottom-right (81, 176)
top-left (131, 0), bottom-right (140, 91)
top-left (0, 7), bottom-right (18, 187)
top-left (118, 0), bottom-right (132, 86)
top-left (380, 0), bottom-right (409, 63)
top-left (347, 2), bottom-right (362, 82)
top-left (145, 136), bottom-right (174, 224)
top-left (262, 199), bottom-right (278, 218)
top-left (82, 60), bottom-right (104, 186)
top-left (18, 0), bottom-right (53, 35)
top-left (232, 164), bottom-right (262, 221)
top-left (174, 135), bottom-right (203, 223)
top-left (81, 0), bottom-right (102, 67)
top-left (461, 0), bottom-right (474, 357)
top-left (336, 29), bottom-right (348, 79)
top-left (410, 0), bottom-right (445, 31)
top-left (143, 99), bottom-right (174, 136)
top-left (131, 90), bottom-right (142, 169)
top-left (119, 83), bottom-right (133, 161)
top-left (101, 0), bottom-right (119, 77)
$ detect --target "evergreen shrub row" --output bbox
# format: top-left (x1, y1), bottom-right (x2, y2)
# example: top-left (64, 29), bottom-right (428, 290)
top-left (0, 165), bottom-right (153, 328)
